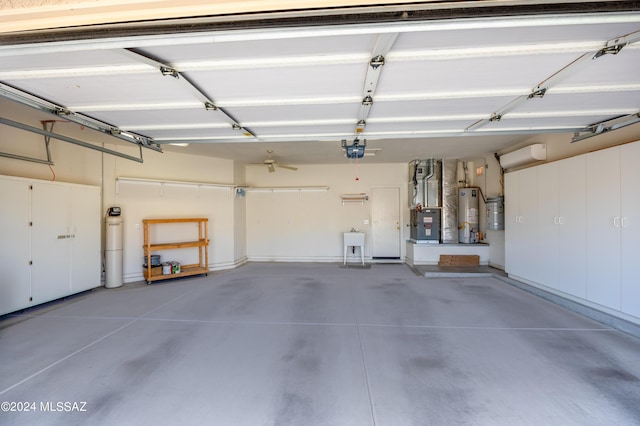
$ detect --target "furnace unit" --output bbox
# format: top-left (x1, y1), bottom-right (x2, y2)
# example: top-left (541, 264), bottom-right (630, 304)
top-left (410, 208), bottom-right (441, 243)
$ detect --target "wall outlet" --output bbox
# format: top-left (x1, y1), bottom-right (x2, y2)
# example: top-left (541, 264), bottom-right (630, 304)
top-left (135, 223), bottom-right (140, 229)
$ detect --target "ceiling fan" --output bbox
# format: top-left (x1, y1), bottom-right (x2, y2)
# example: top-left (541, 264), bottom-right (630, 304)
top-left (262, 149), bottom-right (298, 173)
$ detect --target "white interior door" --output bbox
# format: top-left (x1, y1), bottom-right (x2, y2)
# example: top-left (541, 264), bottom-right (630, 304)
top-left (371, 187), bottom-right (400, 259)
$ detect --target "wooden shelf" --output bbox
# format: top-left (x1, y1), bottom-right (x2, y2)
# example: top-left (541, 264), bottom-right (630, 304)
top-left (143, 265), bottom-right (209, 283)
top-left (147, 239), bottom-right (208, 251)
top-left (142, 218), bottom-right (209, 284)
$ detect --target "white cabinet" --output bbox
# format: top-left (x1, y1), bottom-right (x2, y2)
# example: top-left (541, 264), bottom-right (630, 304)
top-left (501, 140), bottom-right (640, 322)
top-left (586, 147), bottom-right (622, 311)
top-left (537, 157), bottom-right (587, 298)
top-left (0, 177), bottom-right (31, 315)
top-left (557, 156), bottom-right (587, 298)
top-left (70, 185), bottom-right (101, 293)
top-left (31, 182), bottom-right (73, 305)
top-left (620, 142), bottom-right (640, 317)
top-left (537, 162), bottom-right (560, 289)
top-left (0, 175), bottom-right (101, 315)
top-left (505, 166), bottom-right (538, 282)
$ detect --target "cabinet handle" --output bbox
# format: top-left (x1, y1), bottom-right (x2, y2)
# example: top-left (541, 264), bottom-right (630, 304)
top-left (553, 216), bottom-right (559, 225)
top-left (558, 217), bottom-right (565, 225)
top-left (613, 217), bottom-right (620, 228)
top-left (621, 217), bottom-right (626, 228)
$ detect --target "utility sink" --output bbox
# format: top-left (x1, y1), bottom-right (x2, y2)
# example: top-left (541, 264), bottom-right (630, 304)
top-left (343, 232), bottom-right (365, 265)
top-left (343, 232), bottom-right (365, 246)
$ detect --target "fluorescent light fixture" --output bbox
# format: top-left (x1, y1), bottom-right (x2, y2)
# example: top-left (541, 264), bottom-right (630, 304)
top-left (169, 143), bottom-right (190, 147)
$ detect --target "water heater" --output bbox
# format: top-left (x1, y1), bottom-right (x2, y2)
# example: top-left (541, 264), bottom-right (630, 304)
top-left (458, 188), bottom-right (479, 244)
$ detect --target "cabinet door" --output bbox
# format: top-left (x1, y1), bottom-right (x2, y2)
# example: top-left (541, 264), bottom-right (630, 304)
top-left (505, 167), bottom-right (538, 281)
top-left (70, 185), bottom-right (101, 293)
top-left (504, 172), bottom-right (519, 276)
top-left (558, 155), bottom-right (587, 299)
top-left (0, 178), bottom-right (31, 315)
top-left (31, 182), bottom-right (71, 305)
top-left (621, 141), bottom-right (640, 317)
top-left (517, 167), bottom-right (539, 282)
top-left (537, 162), bottom-right (559, 289)
top-left (586, 147), bottom-right (621, 310)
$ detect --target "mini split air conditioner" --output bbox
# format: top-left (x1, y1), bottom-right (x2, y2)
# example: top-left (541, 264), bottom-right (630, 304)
top-left (499, 144), bottom-right (546, 169)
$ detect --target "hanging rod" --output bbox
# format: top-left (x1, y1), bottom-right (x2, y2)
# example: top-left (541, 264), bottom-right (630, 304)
top-left (0, 117), bottom-right (145, 163)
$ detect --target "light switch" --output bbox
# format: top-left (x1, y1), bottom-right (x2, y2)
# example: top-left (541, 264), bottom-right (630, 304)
top-left (364, 219), bottom-right (369, 225)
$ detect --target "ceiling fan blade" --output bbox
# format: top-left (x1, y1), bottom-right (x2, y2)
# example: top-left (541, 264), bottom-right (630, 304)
top-left (267, 163), bottom-right (275, 173)
top-left (278, 164), bottom-right (298, 171)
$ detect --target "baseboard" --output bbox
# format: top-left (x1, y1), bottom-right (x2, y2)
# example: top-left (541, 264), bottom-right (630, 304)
top-left (495, 275), bottom-right (640, 339)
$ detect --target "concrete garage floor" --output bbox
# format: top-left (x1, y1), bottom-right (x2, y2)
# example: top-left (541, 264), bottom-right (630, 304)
top-left (1, 262), bottom-right (640, 425)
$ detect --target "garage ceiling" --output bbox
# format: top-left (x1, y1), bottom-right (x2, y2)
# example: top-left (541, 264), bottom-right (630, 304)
top-left (1, 2), bottom-right (640, 165)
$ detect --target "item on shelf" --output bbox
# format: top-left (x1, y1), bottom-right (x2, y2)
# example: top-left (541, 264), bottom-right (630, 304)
top-left (142, 218), bottom-right (209, 284)
top-left (143, 254), bottom-right (161, 267)
top-left (162, 263), bottom-right (171, 275)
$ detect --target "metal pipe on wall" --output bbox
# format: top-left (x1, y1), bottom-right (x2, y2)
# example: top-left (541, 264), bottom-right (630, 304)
top-left (441, 159), bottom-right (458, 244)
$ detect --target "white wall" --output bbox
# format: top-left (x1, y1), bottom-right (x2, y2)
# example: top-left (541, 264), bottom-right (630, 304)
top-left (245, 163), bottom-right (408, 262)
top-left (0, 103), bottom-right (245, 283)
top-left (101, 147), bottom-right (242, 281)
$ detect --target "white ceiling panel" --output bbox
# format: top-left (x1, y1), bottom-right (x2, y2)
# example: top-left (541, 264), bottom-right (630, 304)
top-left (184, 64), bottom-right (366, 100)
top-left (143, 126), bottom-right (250, 139)
top-left (510, 92), bottom-right (640, 114)
top-left (364, 120), bottom-right (474, 133)
top-left (221, 104), bottom-right (361, 122)
top-left (479, 116), bottom-right (613, 131)
top-left (370, 97), bottom-right (515, 118)
top-left (1, 8), bottom-right (639, 164)
top-left (0, 49), bottom-right (138, 72)
top-left (392, 22), bottom-right (640, 50)
top-left (555, 48), bottom-right (640, 86)
top-left (6, 73), bottom-right (194, 106)
top-left (377, 53), bottom-right (585, 94)
top-left (87, 107), bottom-right (225, 128)
top-left (138, 34), bottom-right (377, 62)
